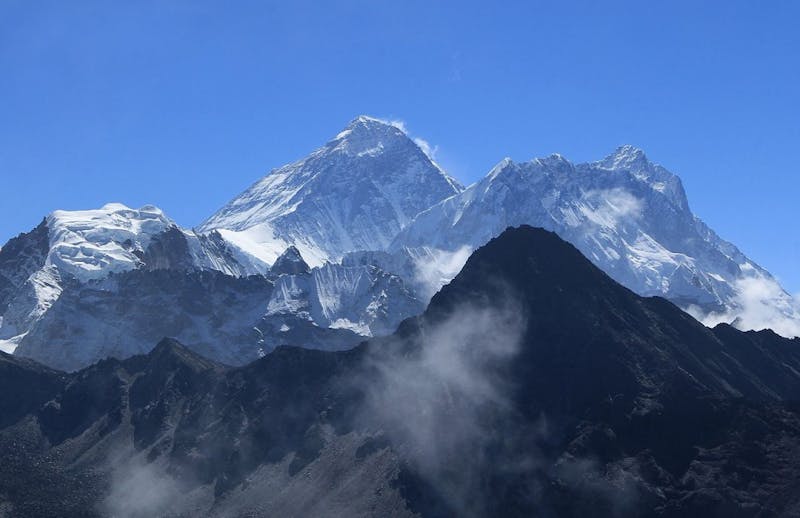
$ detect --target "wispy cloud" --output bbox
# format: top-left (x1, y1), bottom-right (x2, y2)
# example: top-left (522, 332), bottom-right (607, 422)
top-left (357, 296), bottom-right (530, 516)
top-left (387, 119), bottom-right (408, 133)
top-left (413, 137), bottom-right (439, 160)
top-left (100, 453), bottom-right (186, 518)
top-left (687, 272), bottom-right (800, 338)
top-left (580, 188), bottom-right (643, 228)
top-left (381, 118), bottom-right (441, 161)
top-left (412, 245), bottom-right (472, 299)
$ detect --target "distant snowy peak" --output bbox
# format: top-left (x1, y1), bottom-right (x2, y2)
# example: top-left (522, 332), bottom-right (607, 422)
top-left (393, 146), bottom-right (800, 337)
top-left (597, 144), bottom-right (649, 171)
top-left (331, 115), bottom-right (413, 155)
top-left (199, 116), bottom-right (463, 264)
top-left (46, 203), bottom-right (175, 281)
top-left (595, 145), bottom-right (689, 211)
top-left (323, 115), bottom-right (461, 191)
top-left (39, 202), bottom-right (264, 281)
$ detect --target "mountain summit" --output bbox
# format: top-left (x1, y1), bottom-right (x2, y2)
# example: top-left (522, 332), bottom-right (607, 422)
top-left (199, 116), bottom-right (462, 266)
top-left (392, 147), bottom-right (800, 336)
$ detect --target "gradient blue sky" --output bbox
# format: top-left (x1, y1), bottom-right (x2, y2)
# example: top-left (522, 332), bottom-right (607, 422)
top-left (1, 1), bottom-right (798, 290)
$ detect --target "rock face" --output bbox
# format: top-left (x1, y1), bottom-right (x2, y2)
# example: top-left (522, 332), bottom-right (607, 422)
top-left (12, 270), bottom-right (275, 370)
top-left (7, 255), bottom-right (421, 371)
top-left (199, 115), bottom-right (463, 266)
top-left (263, 260), bottom-right (424, 340)
top-left (2, 227), bottom-right (800, 517)
top-left (270, 246), bottom-right (311, 276)
top-left (0, 220), bottom-right (50, 315)
top-left (393, 147), bottom-right (800, 335)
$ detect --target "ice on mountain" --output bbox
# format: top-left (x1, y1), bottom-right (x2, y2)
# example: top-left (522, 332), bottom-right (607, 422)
top-left (199, 116), bottom-right (463, 263)
top-left (393, 146), bottom-right (800, 337)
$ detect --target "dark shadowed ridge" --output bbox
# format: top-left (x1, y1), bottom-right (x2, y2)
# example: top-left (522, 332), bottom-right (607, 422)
top-left (0, 219), bottom-right (49, 313)
top-left (0, 350), bottom-right (65, 429)
top-left (2, 226), bottom-right (800, 516)
top-left (124, 336), bottom-right (225, 374)
top-left (270, 246), bottom-right (311, 276)
top-left (425, 225), bottom-right (800, 403)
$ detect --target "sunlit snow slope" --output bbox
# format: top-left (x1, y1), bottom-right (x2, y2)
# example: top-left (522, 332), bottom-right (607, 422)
top-left (199, 116), bottom-right (463, 265)
top-left (392, 146), bottom-right (800, 337)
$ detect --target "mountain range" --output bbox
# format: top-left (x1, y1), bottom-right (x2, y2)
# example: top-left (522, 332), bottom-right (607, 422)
top-left (0, 116), bottom-right (798, 372)
top-left (2, 226), bottom-right (800, 517)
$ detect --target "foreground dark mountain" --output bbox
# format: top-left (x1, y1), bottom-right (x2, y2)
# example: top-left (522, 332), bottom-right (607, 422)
top-left (2, 226), bottom-right (800, 517)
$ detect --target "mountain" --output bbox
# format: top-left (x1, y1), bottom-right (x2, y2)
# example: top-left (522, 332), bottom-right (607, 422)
top-left (270, 245), bottom-right (310, 275)
top-left (392, 146), bottom-right (800, 337)
top-left (1, 204), bottom-right (421, 371)
top-left (6, 251), bottom-right (420, 371)
top-left (199, 115), bottom-right (463, 266)
top-left (2, 226), bottom-right (800, 517)
top-left (0, 203), bottom-right (270, 356)
top-left (263, 258), bottom-right (423, 340)
top-left (3, 118), bottom-right (798, 374)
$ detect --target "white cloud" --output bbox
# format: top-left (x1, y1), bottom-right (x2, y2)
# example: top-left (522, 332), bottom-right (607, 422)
top-left (387, 119), bottom-right (408, 133)
top-left (358, 298), bottom-right (529, 516)
top-left (411, 245), bottom-right (472, 300)
top-left (580, 188), bottom-right (643, 229)
top-left (687, 273), bottom-right (800, 338)
top-left (413, 137), bottom-right (439, 161)
top-left (101, 454), bottom-right (186, 518)
top-left (379, 118), bottom-right (440, 161)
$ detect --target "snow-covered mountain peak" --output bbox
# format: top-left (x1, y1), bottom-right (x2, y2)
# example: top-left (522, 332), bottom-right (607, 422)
top-left (486, 154), bottom-right (575, 187)
top-left (200, 116), bottom-right (464, 264)
top-left (599, 144), bottom-right (649, 171)
top-left (593, 145), bottom-right (689, 210)
top-left (45, 203), bottom-right (176, 281)
top-left (327, 115), bottom-right (415, 157)
top-left (486, 157), bottom-right (514, 180)
top-left (533, 153), bottom-right (575, 173)
top-left (596, 145), bottom-right (671, 183)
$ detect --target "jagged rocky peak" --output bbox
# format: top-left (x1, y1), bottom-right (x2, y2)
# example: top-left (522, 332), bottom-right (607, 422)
top-left (0, 218), bottom-right (50, 313)
top-left (485, 153), bottom-right (576, 185)
top-left (598, 144), bottom-right (649, 171)
top-left (594, 144), bottom-right (688, 208)
top-left (270, 245), bottom-right (310, 276)
top-left (142, 226), bottom-right (192, 271)
top-left (486, 157), bottom-right (514, 179)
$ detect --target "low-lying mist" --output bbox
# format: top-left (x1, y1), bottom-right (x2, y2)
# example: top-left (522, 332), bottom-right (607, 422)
top-left (357, 295), bottom-right (535, 515)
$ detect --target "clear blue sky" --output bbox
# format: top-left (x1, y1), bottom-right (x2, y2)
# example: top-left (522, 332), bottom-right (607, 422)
top-left (1, 1), bottom-right (798, 291)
